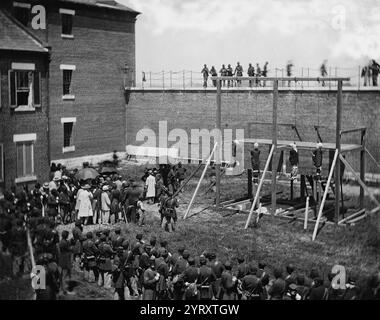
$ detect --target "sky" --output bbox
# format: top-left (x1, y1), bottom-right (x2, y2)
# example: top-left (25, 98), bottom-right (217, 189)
top-left (119, 0), bottom-right (380, 80)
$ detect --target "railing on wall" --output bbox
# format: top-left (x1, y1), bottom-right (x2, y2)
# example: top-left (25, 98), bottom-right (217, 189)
top-left (137, 66), bottom-right (379, 90)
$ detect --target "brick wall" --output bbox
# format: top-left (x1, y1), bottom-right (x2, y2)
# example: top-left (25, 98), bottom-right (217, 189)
top-left (45, 5), bottom-right (136, 163)
top-left (0, 51), bottom-right (50, 189)
top-left (127, 89), bottom-right (380, 177)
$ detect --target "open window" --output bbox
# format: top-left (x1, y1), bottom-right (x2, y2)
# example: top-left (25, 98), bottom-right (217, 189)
top-left (9, 63), bottom-right (41, 111)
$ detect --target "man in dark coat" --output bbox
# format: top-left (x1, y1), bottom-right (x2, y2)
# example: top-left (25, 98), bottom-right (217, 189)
top-left (234, 62), bottom-right (243, 86)
top-left (241, 264), bottom-right (263, 300)
top-left (197, 255), bottom-right (216, 300)
top-left (289, 143), bottom-right (299, 181)
top-left (97, 234), bottom-right (115, 287)
top-left (142, 257), bottom-right (160, 300)
top-left (250, 143), bottom-right (261, 184)
top-left (82, 231), bottom-right (99, 283)
top-left (183, 257), bottom-right (199, 300)
top-left (58, 230), bottom-right (72, 292)
top-left (220, 64), bottom-right (227, 87)
top-left (269, 268), bottom-right (286, 300)
top-left (247, 63), bottom-right (255, 87)
top-left (208, 253), bottom-right (225, 299)
top-left (201, 64), bottom-right (209, 88)
top-left (220, 261), bottom-right (237, 300)
top-left (312, 142), bottom-right (323, 179)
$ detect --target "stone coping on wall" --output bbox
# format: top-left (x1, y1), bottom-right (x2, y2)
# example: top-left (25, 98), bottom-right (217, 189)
top-left (128, 86), bottom-right (380, 93)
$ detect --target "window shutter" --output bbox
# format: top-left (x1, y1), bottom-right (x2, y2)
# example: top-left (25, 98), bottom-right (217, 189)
top-left (9, 70), bottom-right (16, 107)
top-left (33, 71), bottom-right (41, 106)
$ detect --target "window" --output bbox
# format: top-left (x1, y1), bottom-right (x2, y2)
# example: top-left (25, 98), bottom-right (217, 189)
top-left (60, 65), bottom-right (76, 99)
top-left (0, 144), bottom-right (3, 182)
top-left (61, 118), bottom-right (76, 153)
top-left (63, 70), bottom-right (73, 95)
top-left (13, 134), bottom-right (36, 182)
top-left (60, 9), bottom-right (75, 37)
top-left (9, 63), bottom-right (41, 110)
top-left (13, 2), bottom-right (31, 27)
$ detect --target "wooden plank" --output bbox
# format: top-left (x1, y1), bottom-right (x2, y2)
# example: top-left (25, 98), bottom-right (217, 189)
top-left (183, 143), bottom-right (217, 219)
top-left (335, 81), bottom-right (342, 225)
top-left (215, 79), bottom-right (222, 208)
top-left (312, 149), bottom-right (339, 241)
top-left (339, 209), bottom-right (366, 225)
top-left (348, 214), bottom-right (368, 224)
top-left (244, 145), bottom-right (275, 229)
top-left (304, 196), bottom-right (310, 230)
top-left (272, 80), bottom-right (278, 216)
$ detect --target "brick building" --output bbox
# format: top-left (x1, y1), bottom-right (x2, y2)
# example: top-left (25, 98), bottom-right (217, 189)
top-left (0, 10), bottom-right (50, 193)
top-left (0, 0), bottom-right (139, 190)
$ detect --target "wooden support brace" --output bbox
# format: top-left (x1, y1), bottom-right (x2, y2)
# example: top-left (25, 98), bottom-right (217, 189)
top-left (244, 145), bottom-right (275, 229)
top-left (338, 209), bottom-right (366, 225)
top-left (340, 155), bottom-right (380, 208)
top-left (304, 196), bottom-right (310, 230)
top-left (312, 149), bottom-right (339, 241)
top-left (183, 143), bottom-right (218, 220)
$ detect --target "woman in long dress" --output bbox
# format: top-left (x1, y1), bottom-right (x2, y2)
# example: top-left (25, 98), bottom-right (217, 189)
top-left (76, 184), bottom-right (93, 225)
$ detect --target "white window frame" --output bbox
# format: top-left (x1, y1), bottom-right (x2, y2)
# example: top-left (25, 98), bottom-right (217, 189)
top-left (13, 2), bottom-right (32, 9)
top-left (0, 143), bottom-right (3, 182)
top-left (61, 118), bottom-right (76, 153)
top-left (60, 65), bottom-right (76, 100)
top-left (13, 133), bottom-right (37, 183)
top-left (10, 63), bottom-right (40, 111)
top-left (60, 8), bottom-right (75, 39)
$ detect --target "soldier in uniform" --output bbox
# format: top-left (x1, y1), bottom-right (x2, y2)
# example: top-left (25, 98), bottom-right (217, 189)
top-left (142, 256), bottom-right (160, 300)
top-left (220, 64), bottom-right (227, 87)
top-left (256, 63), bottom-right (261, 86)
top-left (97, 234), bottom-right (115, 287)
top-left (241, 264), bottom-right (263, 300)
top-left (183, 257), bottom-right (200, 300)
top-left (234, 62), bottom-right (243, 87)
top-left (262, 62), bottom-right (269, 87)
top-left (210, 66), bottom-right (218, 87)
top-left (160, 193), bottom-right (179, 232)
top-left (247, 63), bottom-right (255, 87)
top-left (197, 255), bottom-right (216, 300)
top-left (57, 230), bottom-right (72, 292)
top-left (82, 232), bottom-right (99, 283)
top-left (208, 253), bottom-right (225, 299)
top-left (220, 261), bottom-right (238, 300)
top-left (201, 64), bottom-right (209, 88)
top-left (227, 64), bottom-right (233, 87)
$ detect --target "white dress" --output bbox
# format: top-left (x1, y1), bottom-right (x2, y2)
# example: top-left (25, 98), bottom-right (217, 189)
top-left (77, 189), bottom-right (93, 218)
top-left (145, 175), bottom-right (156, 198)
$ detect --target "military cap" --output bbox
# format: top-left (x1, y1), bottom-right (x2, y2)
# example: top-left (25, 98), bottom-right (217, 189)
top-left (182, 250), bottom-right (190, 259)
top-left (100, 234), bottom-right (107, 241)
top-left (86, 232), bottom-right (93, 239)
top-left (178, 246), bottom-right (185, 253)
top-left (136, 233), bottom-right (143, 240)
top-left (208, 253), bottom-right (216, 260)
top-left (199, 256), bottom-right (207, 265)
top-left (188, 257), bottom-right (195, 266)
top-left (237, 256), bottom-right (245, 263)
top-left (75, 220), bottom-right (82, 227)
top-left (115, 227), bottom-right (121, 233)
top-left (224, 261), bottom-right (232, 270)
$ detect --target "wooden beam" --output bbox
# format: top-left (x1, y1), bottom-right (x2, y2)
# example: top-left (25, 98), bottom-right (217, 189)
top-left (348, 214), bottom-right (368, 224)
top-left (304, 196), bottom-right (310, 230)
top-left (244, 145), bottom-right (275, 229)
top-left (215, 79), bottom-right (222, 208)
top-left (340, 127), bottom-right (367, 135)
top-left (365, 147), bottom-right (380, 173)
top-left (360, 130), bottom-right (366, 208)
top-left (183, 143), bottom-right (218, 219)
top-left (338, 209), bottom-right (366, 225)
top-left (340, 155), bottom-right (380, 208)
top-left (171, 161), bottom-right (203, 198)
top-left (335, 80), bottom-right (343, 225)
top-left (312, 149), bottom-right (339, 241)
top-left (272, 80), bottom-right (278, 216)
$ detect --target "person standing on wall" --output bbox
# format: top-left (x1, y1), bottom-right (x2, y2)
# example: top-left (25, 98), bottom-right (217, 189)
top-left (210, 66), bottom-right (218, 87)
top-left (220, 64), bottom-right (228, 87)
top-left (234, 62), bottom-right (243, 87)
top-left (201, 64), bottom-right (209, 88)
top-left (247, 63), bottom-right (255, 87)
